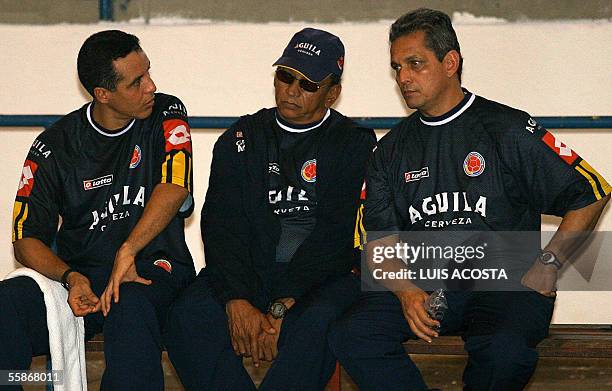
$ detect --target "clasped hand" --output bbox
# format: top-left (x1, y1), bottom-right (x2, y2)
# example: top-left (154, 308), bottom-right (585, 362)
top-left (226, 299), bottom-right (280, 367)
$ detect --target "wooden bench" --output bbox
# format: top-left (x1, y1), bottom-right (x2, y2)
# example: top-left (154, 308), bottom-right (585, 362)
top-left (84, 325), bottom-right (612, 390)
top-left (325, 324), bottom-right (612, 391)
top-left (400, 324), bottom-right (612, 359)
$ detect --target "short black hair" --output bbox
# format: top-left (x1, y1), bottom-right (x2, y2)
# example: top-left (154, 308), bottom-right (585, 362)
top-left (390, 8), bottom-right (463, 83)
top-left (77, 30), bottom-right (141, 97)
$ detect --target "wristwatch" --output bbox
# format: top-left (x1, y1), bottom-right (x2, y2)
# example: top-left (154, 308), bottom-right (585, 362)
top-left (537, 251), bottom-right (562, 270)
top-left (60, 268), bottom-right (75, 290)
top-left (268, 301), bottom-right (289, 319)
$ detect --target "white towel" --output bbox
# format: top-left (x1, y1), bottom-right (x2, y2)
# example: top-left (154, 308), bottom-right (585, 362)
top-left (5, 268), bottom-right (87, 391)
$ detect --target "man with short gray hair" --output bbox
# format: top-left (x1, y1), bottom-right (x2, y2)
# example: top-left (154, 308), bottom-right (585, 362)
top-left (330, 8), bottom-right (610, 391)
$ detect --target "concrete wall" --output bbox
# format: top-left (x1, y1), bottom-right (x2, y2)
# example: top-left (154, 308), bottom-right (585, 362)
top-left (2, 0), bottom-right (611, 23)
top-left (1, 19), bottom-right (611, 323)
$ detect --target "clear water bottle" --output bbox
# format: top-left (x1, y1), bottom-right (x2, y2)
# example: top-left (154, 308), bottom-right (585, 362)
top-left (425, 289), bottom-right (448, 332)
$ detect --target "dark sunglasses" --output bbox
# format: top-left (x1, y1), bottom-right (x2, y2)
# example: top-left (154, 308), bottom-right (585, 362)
top-left (275, 68), bottom-right (322, 93)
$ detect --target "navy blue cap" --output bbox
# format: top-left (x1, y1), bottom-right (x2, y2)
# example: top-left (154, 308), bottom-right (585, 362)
top-left (273, 28), bottom-right (345, 83)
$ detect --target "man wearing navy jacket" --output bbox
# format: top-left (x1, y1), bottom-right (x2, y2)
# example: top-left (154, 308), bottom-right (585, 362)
top-left (166, 28), bottom-right (376, 391)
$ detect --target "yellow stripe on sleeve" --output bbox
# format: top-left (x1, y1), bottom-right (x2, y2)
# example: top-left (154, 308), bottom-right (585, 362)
top-left (12, 201), bottom-right (28, 242)
top-left (161, 151), bottom-right (193, 192)
top-left (162, 151), bottom-right (192, 190)
top-left (354, 204), bottom-right (366, 249)
top-left (575, 165), bottom-right (602, 200)
top-left (579, 160), bottom-right (612, 197)
top-left (170, 151), bottom-right (187, 187)
top-left (186, 152), bottom-right (193, 192)
top-left (161, 154), bottom-right (172, 184)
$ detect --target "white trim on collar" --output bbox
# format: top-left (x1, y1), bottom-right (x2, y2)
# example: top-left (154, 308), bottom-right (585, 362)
top-left (419, 93), bottom-right (476, 126)
top-left (275, 109), bottom-right (331, 133)
top-left (86, 102), bottom-right (135, 137)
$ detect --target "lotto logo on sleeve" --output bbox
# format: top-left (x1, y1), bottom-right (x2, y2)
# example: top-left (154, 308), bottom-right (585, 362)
top-left (541, 131), bottom-right (578, 165)
top-left (163, 119), bottom-right (192, 153)
top-left (17, 160), bottom-right (38, 197)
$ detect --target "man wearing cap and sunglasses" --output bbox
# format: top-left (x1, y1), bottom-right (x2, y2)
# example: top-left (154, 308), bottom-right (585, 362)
top-left (165, 28), bottom-right (376, 390)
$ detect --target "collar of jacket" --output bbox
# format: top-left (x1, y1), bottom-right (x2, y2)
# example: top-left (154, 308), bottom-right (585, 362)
top-left (233, 108), bottom-right (353, 244)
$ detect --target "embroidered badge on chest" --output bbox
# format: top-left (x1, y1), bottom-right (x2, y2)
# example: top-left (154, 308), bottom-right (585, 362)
top-left (129, 145), bottom-right (142, 169)
top-left (301, 159), bottom-right (317, 183)
top-left (463, 151), bottom-right (485, 177)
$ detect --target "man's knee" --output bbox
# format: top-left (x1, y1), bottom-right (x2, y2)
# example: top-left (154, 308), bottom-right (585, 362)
top-left (0, 277), bottom-right (49, 366)
top-left (104, 283), bottom-right (158, 331)
top-left (166, 284), bottom-right (228, 342)
top-left (0, 276), bottom-right (42, 300)
top-left (468, 332), bottom-right (538, 374)
top-left (168, 290), bottom-right (217, 331)
top-left (0, 279), bottom-right (21, 314)
top-left (328, 316), bottom-right (364, 358)
top-left (112, 283), bottom-right (152, 312)
top-left (495, 333), bottom-right (538, 375)
top-left (291, 304), bottom-right (340, 332)
top-left (166, 291), bottom-right (192, 334)
top-left (0, 277), bottom-right (46, 328)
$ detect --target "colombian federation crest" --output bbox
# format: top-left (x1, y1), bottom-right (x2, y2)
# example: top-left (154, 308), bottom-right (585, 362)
top-left (153, 259), bottom-right (172, 273)
top-left (463, 151), bottom-right (485, 177)
top-left (129, 145), bottom-right (142, 169)
top-left (301, 159), bottom-right (317, 183)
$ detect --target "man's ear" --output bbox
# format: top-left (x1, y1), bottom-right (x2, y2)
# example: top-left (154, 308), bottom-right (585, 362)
top-left (93, 87), bottom-right (111, 103)
top-left (325, 83), bottom-right (342, 108)
top-left (443, 50), bottom-right (461, 78)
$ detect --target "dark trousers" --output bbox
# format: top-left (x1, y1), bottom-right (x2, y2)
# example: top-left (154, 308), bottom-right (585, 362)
top-left (329, 290), bottom-right (555, 391)
top-left (0, 262), bottom-right (188, 391)
top-left (165, 272), bottom-right (361, 391)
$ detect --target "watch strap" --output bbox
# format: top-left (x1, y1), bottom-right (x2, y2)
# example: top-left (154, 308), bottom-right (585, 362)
top-left (60, 268), bottom-right (75, 290)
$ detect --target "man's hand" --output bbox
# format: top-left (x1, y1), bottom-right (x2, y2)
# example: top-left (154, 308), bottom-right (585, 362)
top-left (100, 243), bottom-right (152, 316)
top-left (394, 288), bottom-right (440, 343)
top-left (66, 272), bottom-right (100, 317)
top-left (98, 184), bottom-right (187, 316)
top-left (521, 261), bottom-right (558, 297)
top-left (226, 299), bottom-right (276, 367)
top-left (527, 194), bottom-right (609, 298)
top-left (259, 314), bottom-right (282, 362)
top-left (258, 298), bottom-right (294, 362)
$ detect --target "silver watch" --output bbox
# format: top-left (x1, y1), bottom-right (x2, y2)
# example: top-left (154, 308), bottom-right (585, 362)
top-left (538, 251), bottom-right (562, 270)
top-left (268, 301), bottom-right (288, 319)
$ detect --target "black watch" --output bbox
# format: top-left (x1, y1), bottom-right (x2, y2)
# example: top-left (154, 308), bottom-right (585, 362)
top-left (537, 251), bottom-right (562, 270)
top-left (268, 301), bottom-right (288, 319)
top-left (60, 268), bottom-right (75, 290)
